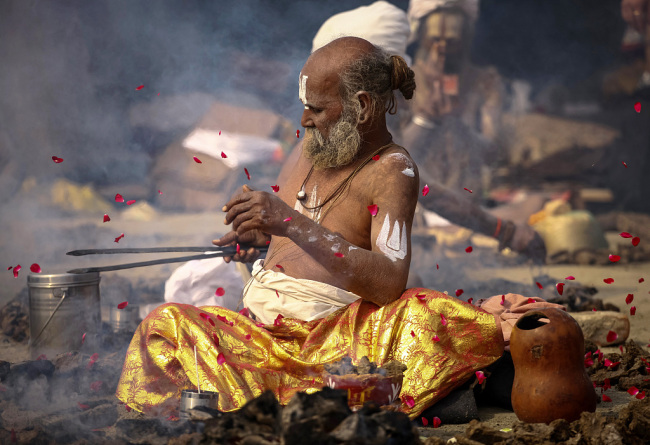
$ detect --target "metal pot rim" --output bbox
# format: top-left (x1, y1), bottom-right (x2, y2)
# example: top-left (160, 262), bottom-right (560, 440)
top-left (28, 272), bottom-right (100, 287)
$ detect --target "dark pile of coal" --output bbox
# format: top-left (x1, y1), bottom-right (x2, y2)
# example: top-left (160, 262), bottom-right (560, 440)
top-left (587, 339), bottom-right (650, 397)
top-left (324, 356), bottom-right (407, 378)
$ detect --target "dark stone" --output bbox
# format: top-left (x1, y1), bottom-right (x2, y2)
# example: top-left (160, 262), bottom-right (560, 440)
top-left (78, 402), bottom-right (119, 429)
top-left (9, 359), bottom-right (55, 381)
top-left (0, 360), bottom-right (10, 381)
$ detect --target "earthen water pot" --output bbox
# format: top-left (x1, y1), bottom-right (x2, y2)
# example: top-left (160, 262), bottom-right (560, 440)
top-left (510, 308), bottom-right (597, 424)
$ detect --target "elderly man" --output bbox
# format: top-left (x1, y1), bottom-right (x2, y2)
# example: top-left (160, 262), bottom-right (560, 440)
top-left (117, 37), bottom-right (555, 419)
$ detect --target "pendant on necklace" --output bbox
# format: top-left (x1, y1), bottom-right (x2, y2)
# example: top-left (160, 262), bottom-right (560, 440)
top-left (296, 190), bottom-right (307, 200)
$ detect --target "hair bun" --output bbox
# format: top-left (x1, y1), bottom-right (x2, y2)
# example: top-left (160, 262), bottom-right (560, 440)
top-left (390, 55), bottom-right (416, 100)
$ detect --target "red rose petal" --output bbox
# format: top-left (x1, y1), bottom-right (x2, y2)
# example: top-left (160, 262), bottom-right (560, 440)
top-left (90, 381), bottom-right (103, 392)
top-left (620, 232), bottom-right (633, 238)
top-left (221, 152), bottom-right (227, 158)
top-left (215, 287), bottom-right (225, 296)
top-left (634, 101), bottom-right (641, 113)
top-left (602, 394), bottom-right (612, 402)
top-left (244, 168), bottom-right (251, 180)
top-left (52, 156), bottom-right (64, 163)
top-left (626, 293), bottom-right (634, 304)
top-left (283, 217), bottom-right (292, 222)
top-left (212, 333), bottom-right (219, 347)
top-left (432, 334), bottom-right (440, 341)
top-left (432, 417), bottom-right (441, 428)
top-left (639, 278), bottom-right (645, 283)
top-left (271, 185), bottom-right (280, 192)
top-left (81, 332), bottom-right (86, 344)
top-left (527, 298), bottom-right (536, 304)
top-left (463, 187), bottom-right (473, 193)
top-left (467, 297), bottom-right (473, 305)
top-left (556, 283), bottom-right (564, 296)
top-left (403, 395), bottom-right (415, 408)
top-left (628, 386), bottom-right (639, 396)
top-left (465, 246), bottom-right (473, 253)
top-left (89, 353), bottom-right (99, 363)
top-left (193, 156), bottom-right (202, 164)
top-left (372, 155), bottom-right (380, 161)
top-left (114, 233), bottom-right (125, 243)
top-left (245, 333), bottom-right (251, 340)
top-left (78, 402), bottom-right (90, 410)
top-left (367, 204), bottom-right (378, 216)
top-left (455, 289), bottom-right (463, 297)
top-left (13, 265), bottom-right (21, 278)
top-left (239, 308), bottom-right (250, 317)
top-left (592, 307), bottom-right (597, 311)
top-left (637, 391), bottom-right (646, 400)
top-left (609, 254), bottom-right (620, 262)
top-left (275, 290), bottom-right (280, 298)
top-left (296, 130), bottom-right (300, 138)
top-left (421, 417), bottom-right (428, 426)
top-left (631, 306), bottom-right (636, 316)
top-left (416, 293), bottom-right (426, 301)
top-left (536, 282), bottom-right (543, 289)
top-left (422, 184), bottom-right (429, 197)
top-left (584, 357), bottom-right (594, 367)
top-left (475, 371), bottom-right (486, 384)
top-left (30, 263), bottom-right (41, 273)
top-left (440, 313), bottom-right (447, 326)
top-left (623, 161), bottom-right (628, 168)
top-left (606, 330), bottom-right (618, 343)
top-left (334, 252), bottom-right (344, 258)
top-left (565, 275), bottom-right (575, 280)
top-left (436, 263), bottom-right (439, 270)
top-left (103, 214), bottom-right (110, 222)
top-left (135, 85), bottom-right (144, 90)
top-left (126, 200), bottom-right (136, 205)
top-left (500, 294), bottom-right (505, 305)
top-left (410, 330), bottom-right (415, 338)
top-left (117, 301), bottom-right (128, 310)
top-left (603, 278), bottom-right (614, 284)
top-left (217, 353), bottom-right (226, 365)
top-left (632, 236), bottom-right (640, 246)
top-left (126, 405), bottom-right (132, 412)
top-left (208, 317), bottom-right (215, 326)
top-left (603, 378), bottom-right (611, 391)
top-left (115, 193), bottom-right (124, 203)
top-left (158, 189), bottom-right (163, 194)
top-left (274, 313), bottom-right (284, 326)
top-left (36, 354), bottom-right (47, 360)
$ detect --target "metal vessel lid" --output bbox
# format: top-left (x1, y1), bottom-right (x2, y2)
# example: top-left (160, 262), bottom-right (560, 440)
top-left (28, 272), bottom-right (100, 287)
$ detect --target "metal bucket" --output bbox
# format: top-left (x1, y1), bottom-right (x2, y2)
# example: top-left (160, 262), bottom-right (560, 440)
top-left (28, 272), bottom-right (101, 358)
top-left (109, 304), bottom-right (139, 334)
top-left (180, 389), bottom-right (219, 418)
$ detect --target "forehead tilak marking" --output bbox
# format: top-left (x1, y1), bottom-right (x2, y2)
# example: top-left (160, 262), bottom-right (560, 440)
top-left (299, 74), bottom-right (308, 105)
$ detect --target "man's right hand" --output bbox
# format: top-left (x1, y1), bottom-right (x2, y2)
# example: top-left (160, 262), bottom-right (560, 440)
top-left (212, 230), bottom-right (269, 263)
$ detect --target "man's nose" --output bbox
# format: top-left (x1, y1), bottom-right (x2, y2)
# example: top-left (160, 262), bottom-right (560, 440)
top-left (300, 109), bottom-right (313, 128)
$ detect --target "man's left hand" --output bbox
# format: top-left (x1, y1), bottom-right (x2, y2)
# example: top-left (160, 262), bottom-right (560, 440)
top-left (223, 185), bottom-right (296, 238)
top-left (503, 222), bottom-right (547, 264)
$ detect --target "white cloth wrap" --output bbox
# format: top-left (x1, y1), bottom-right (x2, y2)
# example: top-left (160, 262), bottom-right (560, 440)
top-left (243, 260), bottom-right (361, 324)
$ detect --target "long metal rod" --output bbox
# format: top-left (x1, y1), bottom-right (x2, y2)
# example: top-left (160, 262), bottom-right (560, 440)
top-left (31, 289), bottom-right (67, 347)
top-left (67, 246), bottom-right (239, 256)
top-left (66, 249), bottom-right (266, 274)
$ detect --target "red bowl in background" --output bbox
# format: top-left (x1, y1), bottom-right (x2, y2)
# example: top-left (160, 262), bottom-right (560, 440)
top-left (324, 373), bottom-right (403, 410)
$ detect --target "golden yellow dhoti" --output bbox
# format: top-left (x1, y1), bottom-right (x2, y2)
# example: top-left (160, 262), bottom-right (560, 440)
top-left (116, 287), bottom-right (504, 419)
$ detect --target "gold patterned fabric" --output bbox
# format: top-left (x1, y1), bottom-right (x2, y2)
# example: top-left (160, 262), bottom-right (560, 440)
top-left (116, 288), bottom-right (503, 419)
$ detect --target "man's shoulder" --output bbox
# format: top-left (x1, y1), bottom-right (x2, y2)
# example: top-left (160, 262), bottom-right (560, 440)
top-left (373, 143), bottom-right (418, 179)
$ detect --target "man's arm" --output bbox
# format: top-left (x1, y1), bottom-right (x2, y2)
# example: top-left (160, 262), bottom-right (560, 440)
top-left (222, 153), bottom-right (419, 306)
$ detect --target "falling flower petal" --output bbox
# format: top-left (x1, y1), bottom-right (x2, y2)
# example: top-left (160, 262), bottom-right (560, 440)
top-left (440, 313), bottom-right (447, 326)
top-left (455, 289), bottom-right (464, 297)
top-left (117, 301), bottom-right (128, 310)
top-left (631, 306), bottom-right (637, 316)
top-left (432, 334), bottom-right (440, 341)
top-left (216, 315), bottom-right (230, 325)
top-left (403, 395), bottom-right (415, 408)
top-left (244, 168), bottom-right (250, 180)
top-left (606, 330), bottom-right (618, 343)
top-left (432, 417), bottom-right (441, 428)
top-left (628, 386), bottom-right (639, 396)
top-left (584, 357), bottom-right (594, 367)
top-left (30, 263), bottom-right (41, 273)
top-left (220, 151), bottom-right (227, 159)
top-left (158, 190), bottom-right (163, 194)
top-left (215, 287), bottom-right (225, 297)
top-left (527, 298), bottom-right (536, 304)
top-left (90, 381), bottom-right (103, 392)
top-left (212, 333), bottom-right (219, 347)
top-left (602, 394), bottom-right (612, 402)
top-left (467, 298), bottom-right (473, 305)
top-left (500, 294), bottom-right (505, 305)
top-left (372, 155), bottom-right (380, 161)
top-left (126, 200), bottom-right (136, 205)
top-left (421, 417), bottom-right (428, 426)
top-left (637, 391), bottom-right (646, 400)
top-left (283, 217), bottom-right (292, 222)
top-left (463, 188), bottom-right (473, 193)
top-left (239, 308), bottom-right (250, 317)
top-left (103, 214), bottom-right (110, 222)
top-left (475, 371), bottom-right (486, 384)
top-left (115, 194), bottom-right (124, 203)
top-left (465, 246), bottom-right (473, 253)
top-left (81, 332), bottom-right (86, 344)
top-left (245, 334), bottom-right (251, 340)
top-left (410, 330), bottom-right (415, 338)
top-left (626, 294), bottom-right (634, 304)
top-left (78, 402), bottom-right (90, 410)
top-left (367, 204), bottom-right (378, 216)
top-left (639, 277), bottom-right (645, 283)
top-left (603, 378), bottom-right (611, 391)
top-left (275, 290), bottom-right (280, 298)
top-left (436, 263), bottom-right (439, 270)
top-left (208, 317), bottom-right (215, 326)
top-left (135, 85), bottom-right (144, 90)
top-left (556, 283), bottom-right (564, 296)
top-left (52, 156), bottom-right (64, 163)
top-left (274, 314), bottom-right (284, 327)
top-left (13, 265), bottom-right (21, 278)
top-left (603, 278), bottom-right (614, 284)
top-left (193, 156), bottom-right (202, 164)
top-left (565, 276), bottom-right (575, 280)
top-left (632, 236), bottom-right (640, 246)
top-left (334, 252), bottom-right (344, 258)
top-left (609, 254), bottom-right (621, 262)
top-left (271, 185), bottom-right (280, 192)
top-left (623, 161), bottom-right (628, 168)
top-left (114, 233), bottom-right (125, 243)
top-left (536, 282), bottom-right (543, 289)
top-left (126, 405), bottom-right (132, 412)
top-left (296, 130), bottom-right (300, 138)
top-left (422, 184), bottom-right (429, 197)
top-left (36, 354), bottom-right (47, 360)
top-left (217, 353), bottom-right (226, 365)
top-left (634, 101), bottom-right (641, 113)
top-left (620, 232), bottom-right (633, 238)
top-left (416, 293), bottom-right (426, 301)
top-left (592, 307), bottom-right (597, 311)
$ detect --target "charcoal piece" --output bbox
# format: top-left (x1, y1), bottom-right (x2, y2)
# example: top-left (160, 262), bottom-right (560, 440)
top-left (8, 359), bottom-right (55, 381)
top-left (464, 419), bottom-right (510, 443)
top-left (379, 360), bottom-right (407, 378)
top-left (356, 356), bottom-right (373, 375)
top-left (0, 360), bottom-right (10, 381)
top-left (368, 405), bottom-right (420, 444)
top-left (116, 417), bottom-right (192, 442)
top-left (420, 387), bottom-right (479, 425)
top-left (329, 410), bottom-right (384, 444)
top-left (618, 397), bottom-right (650, 443)
top-left (281, 388), bottom-right (351, 445)
top-left (78, 403), bottom-right (118, 429)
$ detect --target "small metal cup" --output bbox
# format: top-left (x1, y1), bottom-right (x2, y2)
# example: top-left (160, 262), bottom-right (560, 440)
top-left (180, 389), bottom-right (219, 418)
top-left (109, 304), bottom-right (139, 334)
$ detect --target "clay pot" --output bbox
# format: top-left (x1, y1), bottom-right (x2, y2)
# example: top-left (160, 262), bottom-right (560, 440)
top-left (510, 308), bottom-right (597, 424)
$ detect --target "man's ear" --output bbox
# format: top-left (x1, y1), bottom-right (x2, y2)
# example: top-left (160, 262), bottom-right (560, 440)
top-left (355, 91), bottom-right (372, 125)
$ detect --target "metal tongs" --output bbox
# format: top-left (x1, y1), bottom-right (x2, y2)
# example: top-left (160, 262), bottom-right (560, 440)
top-left (66, 246), bottom-right (267, 274)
